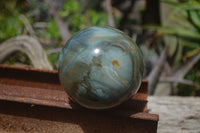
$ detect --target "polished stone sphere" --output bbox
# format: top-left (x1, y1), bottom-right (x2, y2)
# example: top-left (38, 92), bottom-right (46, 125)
top-left (58, 26), bottom-right (144, 109)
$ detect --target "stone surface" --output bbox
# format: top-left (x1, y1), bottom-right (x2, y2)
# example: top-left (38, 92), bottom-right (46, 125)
top-left (59, 26), bottom-right (144, 109)
top-left (148, 96), bottom-right (200, 133)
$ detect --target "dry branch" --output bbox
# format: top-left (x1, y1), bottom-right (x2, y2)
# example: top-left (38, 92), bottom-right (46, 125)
top-left (171, 52), bottom-right (200, 89)
top-left (154, 52), bottom-right (200, 95)
top-left (44, 0), bottom-right (71, 42)
top-left (0, 36), bottom-right (52, 70)
top-left (160, 77), bottom-right (200, 88)
top-left (175, 53), bottom-right (200, 79)
top-left (147, 46), bottom-right (168, 95)
top-left (104, 0), bottom-right (115, 27)
top-left (47, 48), bottom-right (62, 54)
top-left (38, 38), bottom-right (65, 45)
top-left (19, 15), bottom-right (36, 38)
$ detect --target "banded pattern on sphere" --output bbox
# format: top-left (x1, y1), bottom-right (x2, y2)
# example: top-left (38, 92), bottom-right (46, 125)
top-left (59, 26), bottom-right (144, 109)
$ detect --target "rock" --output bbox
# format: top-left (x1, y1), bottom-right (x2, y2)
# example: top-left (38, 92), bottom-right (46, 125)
top-left (148, 96), bottom-right (200, 133)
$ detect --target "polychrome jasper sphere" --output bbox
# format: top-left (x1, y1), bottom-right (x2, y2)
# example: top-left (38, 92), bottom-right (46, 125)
top-left (58, 26), bottom-right (144, 109)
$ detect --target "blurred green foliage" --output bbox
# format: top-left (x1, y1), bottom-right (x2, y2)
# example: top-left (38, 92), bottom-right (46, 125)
top-left (147, 1), bottom-right (200, 50)
top-left (0, 0), bottom-right (109, 42)
top-left (41, 0), bottom-right (108, 40)
top-left (89, 9), bottom-right (108, 26)
top-left (146, 0), bottom-right (200, 95)
top-left (147, 0), bottom-right (200, 59)
top-left (43, 19), bottom-right (61, 40)
top-left (0, 1), bottom-right (24, 42)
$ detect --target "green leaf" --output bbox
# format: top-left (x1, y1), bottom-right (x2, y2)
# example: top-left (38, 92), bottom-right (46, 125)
top-left (189, 10), bottom-right (200, 30)
top-left (169, 12), bottom-right (193, 29)
top-left (173, 42), bottom-right (183, 68)
top-left (143, 25), bottom-right (200, 40)
top-left (185, 47), bottom-right (200, 58)
top-left (164, 36), bottom-right (177, 57)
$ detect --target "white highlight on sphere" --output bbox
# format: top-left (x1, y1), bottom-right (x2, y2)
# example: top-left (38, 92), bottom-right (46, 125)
top-left (94, 48), bottom-right (100, 54)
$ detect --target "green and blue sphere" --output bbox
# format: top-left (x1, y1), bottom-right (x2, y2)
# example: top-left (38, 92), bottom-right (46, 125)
top-left (58, 26), bottom-right (144, 109)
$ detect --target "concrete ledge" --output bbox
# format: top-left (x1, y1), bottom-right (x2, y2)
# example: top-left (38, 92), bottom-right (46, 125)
top-left (148, 96), bottom-right (200, 133)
